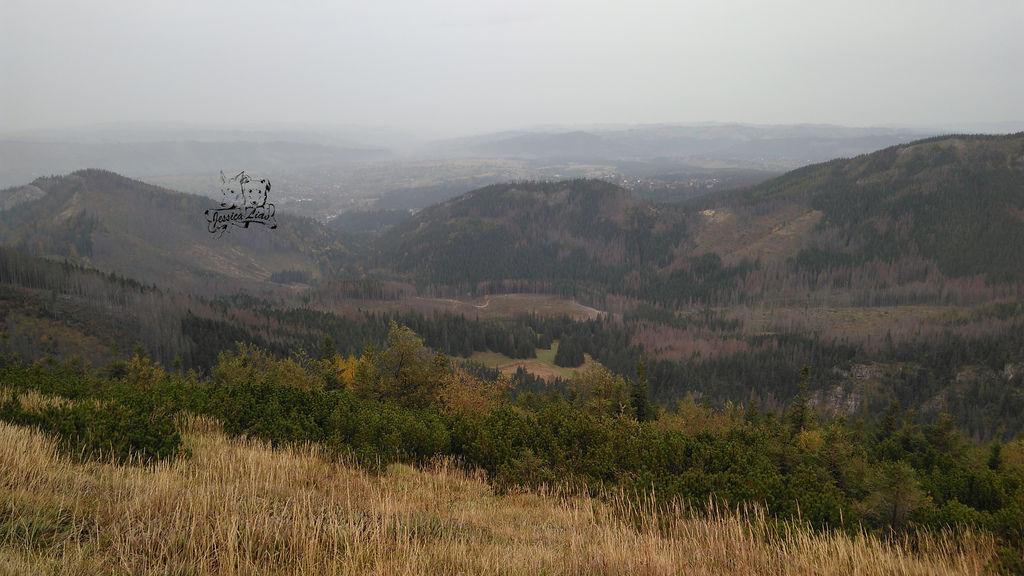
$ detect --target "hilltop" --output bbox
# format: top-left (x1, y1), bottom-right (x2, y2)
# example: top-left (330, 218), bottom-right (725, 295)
top-left (0, 169), bottom-right (350, 294)
top-left (378, 178), bottom-right (686, 295)
top-left (698, 133), bottom-right (1024, 281)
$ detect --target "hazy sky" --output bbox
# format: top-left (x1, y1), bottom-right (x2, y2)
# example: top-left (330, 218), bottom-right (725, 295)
top-left (2, 0), bottom-right (1022, 137)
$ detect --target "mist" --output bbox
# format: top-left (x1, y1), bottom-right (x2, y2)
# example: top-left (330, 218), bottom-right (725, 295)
top-left (2, 0), bottom-right (1022, 138)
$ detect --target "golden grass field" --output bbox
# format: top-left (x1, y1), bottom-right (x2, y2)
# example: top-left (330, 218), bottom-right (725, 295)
top-left (470, 341), bottom-right (601, 382)
top-left (0, 416), bottom-right (997, 575)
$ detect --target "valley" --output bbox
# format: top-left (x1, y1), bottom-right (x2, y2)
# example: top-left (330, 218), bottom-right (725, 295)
top-left (3, 133), bottom-right (1024, 440)
top-left (2, 132), bottom-right (1024, 573)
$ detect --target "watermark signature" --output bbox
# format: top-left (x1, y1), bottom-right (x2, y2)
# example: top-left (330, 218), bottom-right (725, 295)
top-left (204, 170), bottom-right (278, 237)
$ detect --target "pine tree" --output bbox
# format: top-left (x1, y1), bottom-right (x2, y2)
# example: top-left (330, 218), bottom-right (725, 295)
top-left (320, 335), bottom-right (337, 361)
top-left (630, 359), bottom-right (653, 422)
top-left (788, 364), bottom-right (812, 435)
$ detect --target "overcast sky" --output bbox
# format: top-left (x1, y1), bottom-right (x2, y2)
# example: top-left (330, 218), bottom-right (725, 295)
top-left (2, 0), bottom-right (1022, 138)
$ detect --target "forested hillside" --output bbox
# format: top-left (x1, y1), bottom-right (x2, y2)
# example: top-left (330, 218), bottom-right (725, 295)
top-left (379, 134), bottom-right (1024, 307)
top-left (376, 178), bottom-right (687, 296)
top-left (0, 169), bottom-right (350, 294)
top-left (705, 133), bottom-right (1024, 290)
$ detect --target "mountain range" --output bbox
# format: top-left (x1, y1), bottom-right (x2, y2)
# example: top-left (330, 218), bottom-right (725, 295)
top-left (434, 124), bottom-right (927, 168)
top-left (2, 133), bottom-right (1022, 300)
top-left (1, 123), bottom-right (931, 191)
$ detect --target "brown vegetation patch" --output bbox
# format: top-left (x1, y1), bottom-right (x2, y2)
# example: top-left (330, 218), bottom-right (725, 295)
top-left (736, 305), bottom-right (961, 346)
top-left (691, 205), bottom-right (821, 266)
top-left (332, 294), bottom-right (604, 322)
top-left (727, 209), bottom-right (823, 264)
top-left (632, 322), bottom-right (747, 361)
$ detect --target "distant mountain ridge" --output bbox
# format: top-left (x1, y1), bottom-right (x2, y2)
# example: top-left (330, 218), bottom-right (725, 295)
top-left (433, 123), bottom-right (928, 168)
top-left (0, 140), bottom-right (389, 189)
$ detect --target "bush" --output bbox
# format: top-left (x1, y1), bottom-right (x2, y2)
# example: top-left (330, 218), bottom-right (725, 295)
top-left (0, 387), bottom-right (181, 462)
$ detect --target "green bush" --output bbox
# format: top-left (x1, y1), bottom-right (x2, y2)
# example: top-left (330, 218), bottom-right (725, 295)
top-left (0, 388), bottom-right (180, 463)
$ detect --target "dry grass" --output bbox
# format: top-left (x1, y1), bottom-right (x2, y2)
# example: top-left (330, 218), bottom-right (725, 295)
top-left (471, 342), bottom-right (600, 382)
top-left (2, 389), bottom-right (76, 413)
top-left (692, 205), bottom-right (823, 266)
top-left (0, 417), bottom-right (997, 575)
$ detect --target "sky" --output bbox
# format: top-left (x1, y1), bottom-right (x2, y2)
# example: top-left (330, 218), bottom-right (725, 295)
top-left (1, 0), bottom-right (1022, 138)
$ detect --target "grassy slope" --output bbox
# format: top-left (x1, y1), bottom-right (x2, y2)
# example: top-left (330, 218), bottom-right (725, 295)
top-left (471, 341), bottom-right (600, 381)
top-left (0, 417), bottom-right (995, 575)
